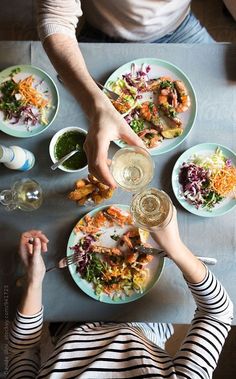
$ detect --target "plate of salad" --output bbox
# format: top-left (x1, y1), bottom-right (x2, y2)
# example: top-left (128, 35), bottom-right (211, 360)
top-left (67, 204), bottom-right (164, 303)
top-left (104, 58), bottom-right (197, 155)
top-left (172, 143), bottom-right (236, 217)
top-left (0, 65), bottom-right (59, 137)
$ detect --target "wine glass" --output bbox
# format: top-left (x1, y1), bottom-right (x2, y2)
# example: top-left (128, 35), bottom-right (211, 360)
top-left (110, 146), bottom-right (173, 231)
top-left (130, 187), bottom-right (173, 231)
top-left (110, 146), bottom-right (155, 192)
top-left (0, 178), bottom-right (43, 211)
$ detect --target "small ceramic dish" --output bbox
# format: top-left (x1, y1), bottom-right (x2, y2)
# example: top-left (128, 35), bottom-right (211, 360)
top-left (49, 126), bottom-right (88, 172)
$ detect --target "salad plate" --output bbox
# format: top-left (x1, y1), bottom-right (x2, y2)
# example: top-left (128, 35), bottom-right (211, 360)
top-left (0, 65), bottom-right (59, 138)
top-left (104, 58), bottom-right (197, 155)
top-left (172, 143), bottom-right (236, 217)
top-left (67, 204), bottom-right (164, 303)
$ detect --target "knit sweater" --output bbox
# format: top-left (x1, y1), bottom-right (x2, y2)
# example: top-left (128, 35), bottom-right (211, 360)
top-left (7, 269), bottom-right (233, 378)
top-left (37, 0), bottom-right (191, 43)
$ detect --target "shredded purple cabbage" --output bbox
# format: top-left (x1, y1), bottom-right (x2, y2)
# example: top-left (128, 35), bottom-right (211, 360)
top-left (10, 105), bottom-right (40, 126)
top-left (70, 234), bottom-right (96, 274)
top-left (179, 162), bottom-right (210, 208)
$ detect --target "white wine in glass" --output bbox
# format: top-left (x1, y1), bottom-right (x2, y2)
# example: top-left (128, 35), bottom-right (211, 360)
top-left (110, 146), bottom-right (154, 192)
top-left (130, 187), bottom-right (173, 231)
top-left (0, 178), bottom-right (43, 211)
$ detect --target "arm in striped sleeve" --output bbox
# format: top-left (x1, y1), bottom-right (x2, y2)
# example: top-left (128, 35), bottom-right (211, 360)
top-left (173, 269), bottom-right (233, 379)
top-left (7, 308), bottom-right (43, 379)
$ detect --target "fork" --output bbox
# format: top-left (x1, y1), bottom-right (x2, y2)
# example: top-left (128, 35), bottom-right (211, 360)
top-left (57, 74), bottom-right (120, 101)
top-left (95, 81), bottom-right (120, 101)
top-left (46, 252), bottom-right (84, 272)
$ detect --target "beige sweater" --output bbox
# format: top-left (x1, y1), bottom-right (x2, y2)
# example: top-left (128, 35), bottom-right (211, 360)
top-left (37, 0), bottom-right (191, 43)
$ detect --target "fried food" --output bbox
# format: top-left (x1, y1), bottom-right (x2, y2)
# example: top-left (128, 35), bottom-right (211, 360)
top-left (75, 179), bottom-right (88, 188)
top-left (88, 174), bottom-right (99, 184)
top-left (68, 184), bottom-right (95, 201)
top-left (68, 174), bottom-right (115, 206)
top-left (91, 192), bottom-right (104, 204)
top-left (101, 188), bottom-right (114, 199)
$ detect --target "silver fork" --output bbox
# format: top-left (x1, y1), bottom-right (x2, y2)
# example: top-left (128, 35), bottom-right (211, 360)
top-left (46, 252), bottom-right (84, 272)
top-left (95, 81), bottom-right (120, 101)
top-left (57, 74), bottom-right (120, 101)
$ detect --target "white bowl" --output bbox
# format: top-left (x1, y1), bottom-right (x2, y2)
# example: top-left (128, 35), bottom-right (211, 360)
top-left (49, 126), bottom-right (88, 172)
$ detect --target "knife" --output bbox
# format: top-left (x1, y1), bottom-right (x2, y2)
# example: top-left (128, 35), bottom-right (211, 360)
top-left (134, 246), bottom-right (217, 265)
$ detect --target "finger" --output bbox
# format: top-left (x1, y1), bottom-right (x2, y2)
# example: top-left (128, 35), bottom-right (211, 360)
top-left (21, 230), bottom-right (42, 240)
top-left (27, 242), bottom-right (33, 255)
top-left (120, 127), bottom-right (146, 148)
top-left (32, 237), bottom-right (42, 257)
top-left (20, 234), bottom-right (32, 256)
top-left (88, 140), bottom-right (117, 188)
top-left (89, 163), bottom-right (117, 189)
top-left (41, 241), bottom-right (48, 253)
top-left (22, 230), bottom-right (49, 241)
top-left (38, 233), bottom-right (49, 244)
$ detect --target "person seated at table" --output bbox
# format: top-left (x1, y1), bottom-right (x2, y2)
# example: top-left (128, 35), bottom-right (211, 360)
top-left (36, 0), bottom-right (215, 188)
top-left (7, 209), bottom-right (233, 378)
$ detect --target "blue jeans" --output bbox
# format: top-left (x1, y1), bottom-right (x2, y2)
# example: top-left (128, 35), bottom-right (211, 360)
top-left (78, 13), bottom-right (215, 44)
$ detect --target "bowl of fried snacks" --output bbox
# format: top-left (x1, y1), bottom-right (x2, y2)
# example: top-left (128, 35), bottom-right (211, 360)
top-left (68, 174), bottom-right (115, 206)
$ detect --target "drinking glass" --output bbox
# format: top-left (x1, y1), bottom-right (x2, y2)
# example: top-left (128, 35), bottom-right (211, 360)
top-left (0, 178), bottom-right (43, 211)
top-left (130, 187), bottom-right (173, 231)
top-left (110, 146), bottom-right (154, 192)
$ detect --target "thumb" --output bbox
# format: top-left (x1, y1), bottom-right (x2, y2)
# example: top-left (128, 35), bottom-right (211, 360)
top-left (120, 127), bottom-right (146, 149)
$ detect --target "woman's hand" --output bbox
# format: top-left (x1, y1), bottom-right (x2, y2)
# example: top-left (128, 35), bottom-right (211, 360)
top-left (19, 230), bottom-right (49, 287)
top-left (151, 208), bottom-right (206, 283)
top-left (150, 207), bottom-right (183, 259)
top-left (84, 101), bottom-right (145, 188)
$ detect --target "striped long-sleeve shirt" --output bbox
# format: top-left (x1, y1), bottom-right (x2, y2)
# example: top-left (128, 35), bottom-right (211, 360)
top-left (7, 269), bottom-right (233, 378)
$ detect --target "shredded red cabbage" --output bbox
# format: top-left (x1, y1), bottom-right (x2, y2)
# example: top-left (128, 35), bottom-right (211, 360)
top-left (70, 234), bottom-right (96, 274)
top-left (179, 162), bottom-right (211, 208)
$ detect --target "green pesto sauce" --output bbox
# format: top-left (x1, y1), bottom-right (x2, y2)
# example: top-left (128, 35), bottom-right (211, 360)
top-left (55, 131), bottom-right (87, 170)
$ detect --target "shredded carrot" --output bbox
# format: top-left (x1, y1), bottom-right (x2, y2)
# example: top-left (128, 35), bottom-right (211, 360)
top-left (210, 166), bottom-right (236, 197)
top-left (17, 76), bottom-right (49, 109)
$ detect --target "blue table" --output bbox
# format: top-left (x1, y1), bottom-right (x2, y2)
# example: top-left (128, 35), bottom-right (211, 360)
top-left (0, 41), bottom-right (235, 323)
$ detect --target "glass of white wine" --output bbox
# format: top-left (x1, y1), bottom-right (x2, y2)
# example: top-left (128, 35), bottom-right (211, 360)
top-left (111, 146), bottom-right (173, 231)
top-left (0, 178), bottom-right (43, 211)
top-left (110, 146), bottom-right (155, 192)
top-left (130, 187), bottom-right (173, 231)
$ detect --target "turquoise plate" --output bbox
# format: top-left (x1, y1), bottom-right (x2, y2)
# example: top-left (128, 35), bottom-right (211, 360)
top-left (0, 65), bottom-right (59, 138)
top-left (67, 204), bottom-right (164, 303)
top-left (104, 58), bottom-right (197, 155)
top-left (172, 143), bottom-right (236, 217)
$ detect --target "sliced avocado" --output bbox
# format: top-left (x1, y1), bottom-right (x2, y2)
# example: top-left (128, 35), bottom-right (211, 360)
top-left (161, 128), bottom-right (183, 139)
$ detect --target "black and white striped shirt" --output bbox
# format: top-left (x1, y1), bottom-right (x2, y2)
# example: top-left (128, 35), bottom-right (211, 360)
top-left (7, 269), bottom-right (233, 378)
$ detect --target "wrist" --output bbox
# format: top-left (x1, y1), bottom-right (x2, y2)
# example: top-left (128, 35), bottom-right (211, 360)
top-left (164, 239), bottom-right (187, 260)
top-left (91, 96), bottom-right (113, 120)
top-left (27, 279), bottom-right (43, 291)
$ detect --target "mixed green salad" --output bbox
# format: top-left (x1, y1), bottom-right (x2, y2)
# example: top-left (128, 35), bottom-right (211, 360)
top-left (179, 148), bottom-right (236, 210)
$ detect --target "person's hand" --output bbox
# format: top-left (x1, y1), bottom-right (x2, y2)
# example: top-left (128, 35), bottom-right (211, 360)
top-left (150, 207), bottom-right (183, 259)
top-left (84, 101), bottom-right (146, 187)
top-left (19, 230), bottom-right (49, 287)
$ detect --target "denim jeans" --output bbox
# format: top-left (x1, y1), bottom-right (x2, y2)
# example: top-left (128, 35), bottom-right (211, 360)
top-left (78, 12), bottom-right (215, 44)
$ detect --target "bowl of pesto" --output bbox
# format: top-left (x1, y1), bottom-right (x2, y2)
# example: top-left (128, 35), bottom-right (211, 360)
top-left (49, 126), bottom-right (88, 172)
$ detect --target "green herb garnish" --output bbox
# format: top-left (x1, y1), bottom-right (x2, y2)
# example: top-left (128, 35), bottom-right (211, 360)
top-left (160, 80), bottom-right (174, 89)
top-left (110, 234), bottom-right (120, 241)
top-left (130, 119), bottom-right (145, 134)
